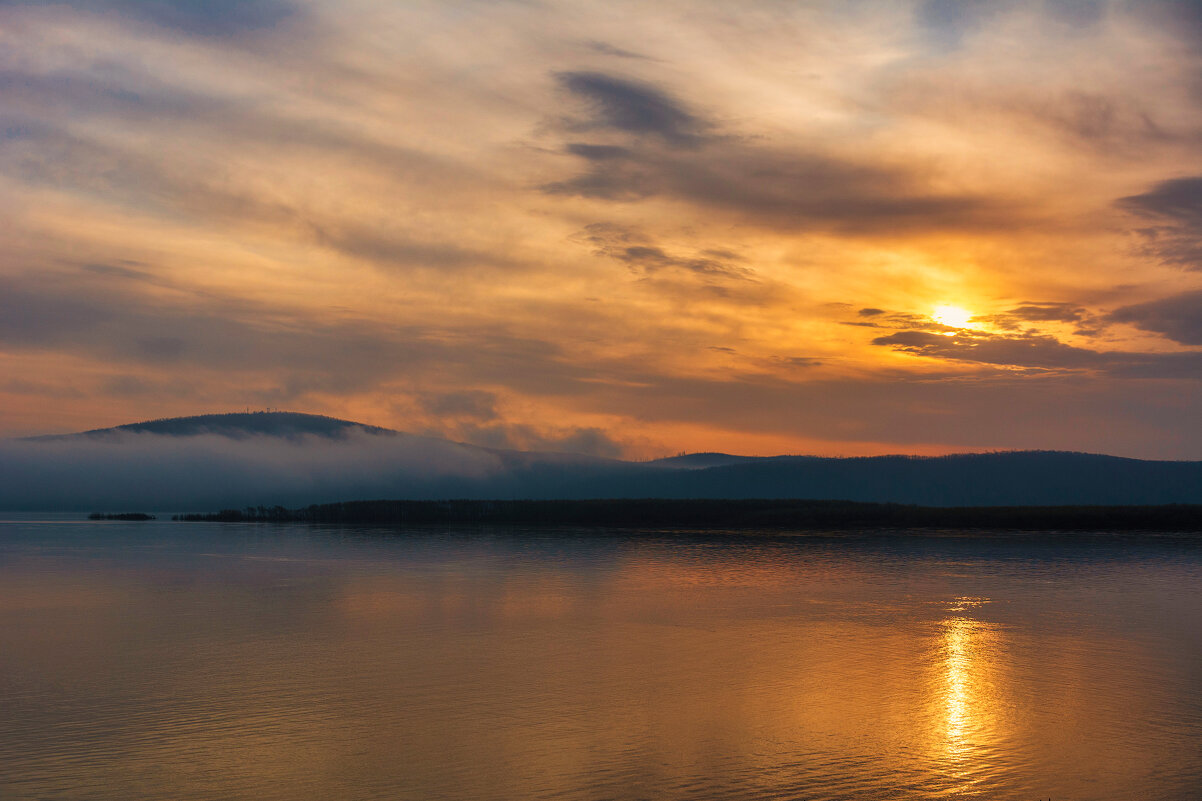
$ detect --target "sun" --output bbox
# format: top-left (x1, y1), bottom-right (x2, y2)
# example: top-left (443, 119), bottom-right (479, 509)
top-left (932, 304), bottom-right (976, 329)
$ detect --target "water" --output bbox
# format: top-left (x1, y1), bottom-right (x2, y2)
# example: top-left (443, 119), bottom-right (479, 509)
top-left (2, 516), bottom-right (1201, 800)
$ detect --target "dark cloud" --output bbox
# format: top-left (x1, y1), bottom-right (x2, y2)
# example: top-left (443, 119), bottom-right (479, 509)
top-left (1119, 176), bottom-right (1202, 225)
top-left (1131, 229), bottom-right (1202, 271)
top-left (619, 246), bottom-right (748, 278)
top-left (1118, 176), bottom-right (1202, 270)
top-left (549, 140), bottom-right (998, 231)
top-left (307, 223), bottom-right (510, 272)
top-left (1110, 289), bottom-right (1202, 345)
top-left (418, 390), bottom-right (499, 422)
top-left (565, 143), bottom-right (632, 160)
top-left (546, 73), bottom-right (1007, 235)
top-left (841, 305), bottom-right (936, 330)
top-left (575, 223), bottom-right (754, 280)
top-left (872, 328), bottom-right (1202, 379)
top-left (556, 71), bottom-right (709, 146)
top-left (1004, 303), bottom-right (1086, 323)
top-left (779, 356), bottom-right (822, 368)
top-left (0, 0), bottom-right (296, 36)
top-left (847, 303), bottom-right (1099, 338)
top-left (873, 330), bottom-right (1103, 370)
top-left (978, 302), bottom-right (1093, 332)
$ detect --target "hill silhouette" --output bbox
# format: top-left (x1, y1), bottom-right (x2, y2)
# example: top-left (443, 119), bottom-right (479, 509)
top-left (7, 411), bottom-right (1202, 509)
top-left (27, 411), bottom-right (395, 441)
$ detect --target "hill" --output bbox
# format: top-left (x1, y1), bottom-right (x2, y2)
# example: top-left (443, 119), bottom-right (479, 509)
top-left (6, 411), bottom-right (1202, 510)
top-left (26, 411), bottom-right (396, 441)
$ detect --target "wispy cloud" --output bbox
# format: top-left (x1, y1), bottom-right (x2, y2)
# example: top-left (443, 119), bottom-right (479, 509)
top-left (4, 0), bottom-right (1202, 458)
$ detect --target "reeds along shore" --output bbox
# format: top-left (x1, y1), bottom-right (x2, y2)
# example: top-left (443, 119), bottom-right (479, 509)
top-left (169, 499), bottom-right (1202, 531)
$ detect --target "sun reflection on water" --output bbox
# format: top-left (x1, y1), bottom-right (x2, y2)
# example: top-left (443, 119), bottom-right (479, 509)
top-left (936, 597), bottom-right (1000, 792)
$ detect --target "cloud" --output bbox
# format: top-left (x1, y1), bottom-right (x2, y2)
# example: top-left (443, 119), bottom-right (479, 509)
top-left (0, 272), bottom-right (594, 403)
top-left (555, 71), bottom-right (709, 146)
top-left (0, 430), bottom-right (505, 510)
top-left (0, 0), bottom-right (297, 37)
top-left (841, 308), bottom-right (963, 335)
top-left (545, 73), bottom-right (1009, 235)
top-left (1128, 0), bottom-right (1202, 47)
top-left (1002, 303), bottom-right (1086, 323)
top-left (873, 329), bottom-right (1104, 370)
top-left (872, 328), bottom-right (1202, 379)
top-left (418, 390), bottom-right (499, 422)
top-left (846, 302), bottom-right (1103, 338)
top-left (0, 111), bottom-right (501, 274)
top-left (557, 365), bottom-right (1202, 458)
top-left (0, 424), bottom-right (637, 510)
top-left (1118, 176), bottom-right (1202, 269)
top-left (1110, 289), bottom-right (1202, 345)
top-left (1119, 176), bottom-right (1202, 225)
top-left (5, 0), bottom-right (1202, 461)
top-left (549, 139), bottom-right (1002, 232)
top-left (583, 40), bottom-right (655, 61)
top-left (453, 422), bottom-right (625, 459)
top-left (575, 223), bottom-right (753, 280)
top-left (977, 302), bottom-right (1098, 334)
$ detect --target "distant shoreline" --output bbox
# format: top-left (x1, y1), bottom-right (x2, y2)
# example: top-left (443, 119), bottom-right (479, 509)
top-left (168, 499), bottom-right (1202, 532)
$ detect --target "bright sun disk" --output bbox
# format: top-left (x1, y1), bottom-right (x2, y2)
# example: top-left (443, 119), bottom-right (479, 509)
top-left (932, 304), bottom-right (975, 329)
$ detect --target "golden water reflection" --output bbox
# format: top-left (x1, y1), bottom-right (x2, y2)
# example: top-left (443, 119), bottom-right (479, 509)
top-left (6, 527), bottom-right (1200, 801)
top-left (935, 597), bottom-right (1003, 792)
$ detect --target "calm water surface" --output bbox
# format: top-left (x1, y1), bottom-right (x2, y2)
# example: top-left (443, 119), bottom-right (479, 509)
top-left (2, 516), bottom-right (1201, 800)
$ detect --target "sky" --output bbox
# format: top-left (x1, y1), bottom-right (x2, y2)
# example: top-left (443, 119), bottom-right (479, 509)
top-left (3, 0), bottom-right (1202, 459)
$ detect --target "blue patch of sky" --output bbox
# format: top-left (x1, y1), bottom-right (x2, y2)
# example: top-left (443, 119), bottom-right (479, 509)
top-left (0, 0), bottom-right (295, 36)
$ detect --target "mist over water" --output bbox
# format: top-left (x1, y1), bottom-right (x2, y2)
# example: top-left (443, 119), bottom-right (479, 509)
top-left (6, 425), bottom-right (1202, 510)
top-left (0, 432), bottom-right (511, 510)
top-left (2, 517), bottom-right (1201, 800)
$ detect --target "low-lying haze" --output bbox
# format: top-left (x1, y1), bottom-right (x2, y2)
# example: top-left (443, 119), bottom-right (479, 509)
top-left (5, 414), bottom-right (1201, 510)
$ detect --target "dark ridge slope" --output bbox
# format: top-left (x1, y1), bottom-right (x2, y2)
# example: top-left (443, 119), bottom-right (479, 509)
top-left (174, 498), bottom-right (1202, 531)
top-left (625, 451), bottom-right (1202, 506)
top-left (27, 411), bottom-right (397, 441)
top-left (647, 452), bottom-right (761, 469)
top-left (10, 413), bottom-right (1202, 508)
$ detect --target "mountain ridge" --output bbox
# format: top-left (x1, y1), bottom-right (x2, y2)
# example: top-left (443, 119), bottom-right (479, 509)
top-left (7, 411), bottom-right (1202, 510)
top-left (21, 410), bottom-right (1163, 464)
top-left (24, 411), bottom-right (397, 442)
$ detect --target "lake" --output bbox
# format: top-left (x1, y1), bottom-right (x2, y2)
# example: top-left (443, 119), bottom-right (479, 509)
top-left (2, 516), bottom-right (1201, 800)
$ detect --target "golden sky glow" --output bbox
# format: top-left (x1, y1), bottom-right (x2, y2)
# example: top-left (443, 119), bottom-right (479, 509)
top-left (931, 305), bottom-right (976, 329)
top-left (3, 1), bottom-right (1202, 457)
